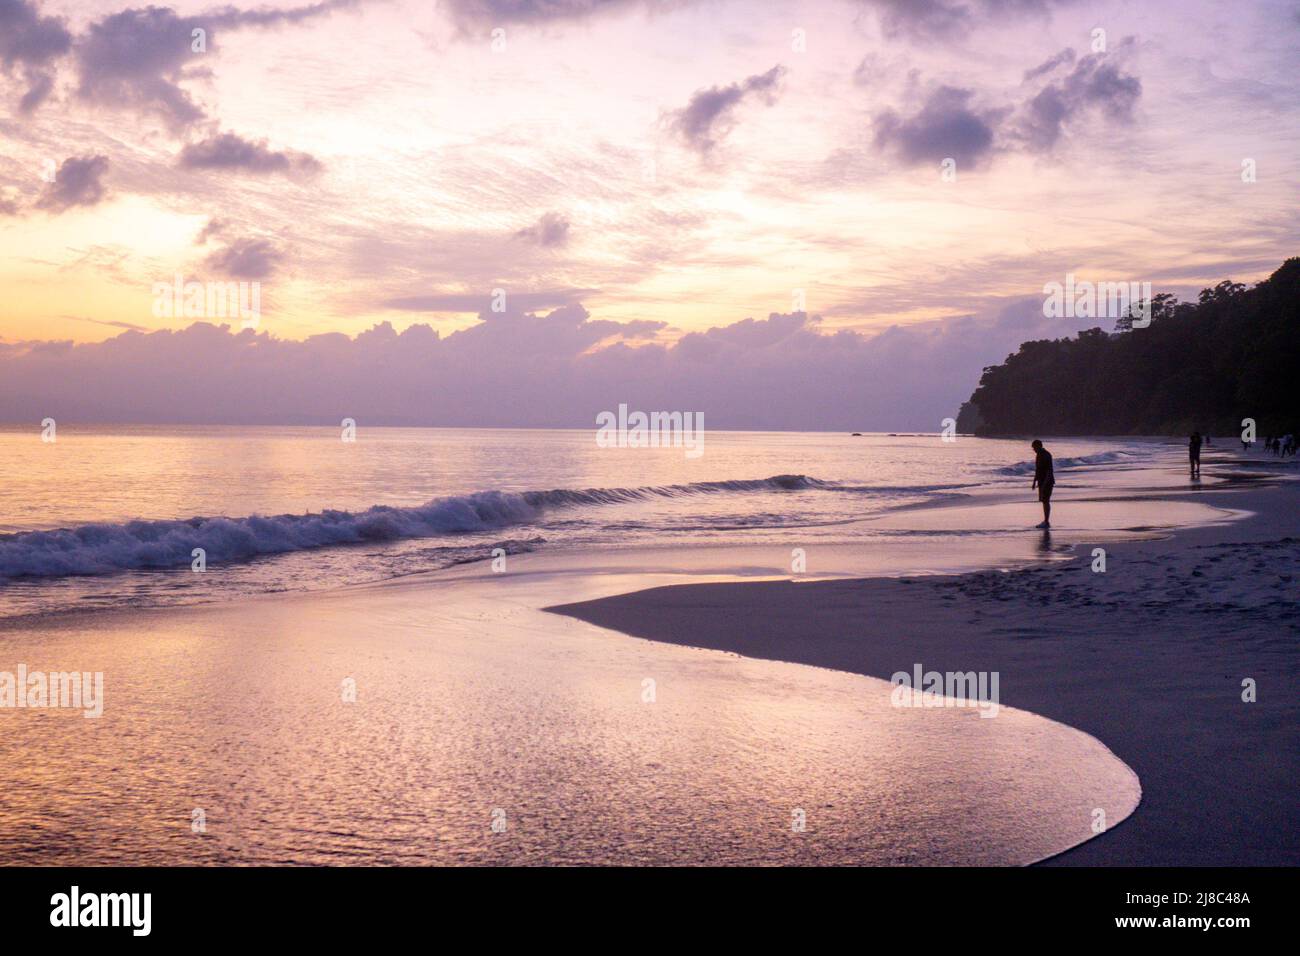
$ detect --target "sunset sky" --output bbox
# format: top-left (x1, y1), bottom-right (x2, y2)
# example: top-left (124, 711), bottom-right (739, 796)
top-left (0, 0), bottom-right (1297, 427)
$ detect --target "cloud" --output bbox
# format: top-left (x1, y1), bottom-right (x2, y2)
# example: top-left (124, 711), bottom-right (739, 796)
top-left (1023, 47), bottom-right (1075, 82)
top-left (873, 85), bottom-right (1002, 167)
top-left (178, 132), bottom-right (323, 177)
top-left (666, 65), bottom-right (786, 154)
top-left (195, 217), bottom-right (226, 245)
top-left (442, 0), bottom-right (659, 27)
top-left (0, 300), bottom-right (1092, 429)
top-left (852, 54), bottom-right (884, 88)
top-left (17, 68), bottom-right (53, 110)
top-left (204, 237), bottom-right (282, 279)
top-left (74, 6), bottom-right (211, 129)
top-left (62, 314), bottom-right (151, 332)
top-left (868, 47), bottom-right (1140, 168)
top-left (514, 211), bottom-right (570, 247)
top-left (383, 288), bottom-right (596, 313)
top-left (859, 0), bottom-right (1065, 41)
top-left (1015, 48), bottom-right (1141, 151)
top-left (36, 154), bottom-right (110, 211)
top-left (214, 0), bottom-right (362, 28)
top-left (0, 0), bottom-right (72, 112)
top-left (72, 0), bottom-right (359, 129)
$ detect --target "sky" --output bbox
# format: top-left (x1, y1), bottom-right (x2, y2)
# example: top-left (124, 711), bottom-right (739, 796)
top-left (0, 0), bottom-right (1297, 428)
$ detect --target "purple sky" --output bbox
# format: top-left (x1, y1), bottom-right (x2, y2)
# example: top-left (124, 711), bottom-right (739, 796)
top-left (0, 0), bottom-right (1296, 428)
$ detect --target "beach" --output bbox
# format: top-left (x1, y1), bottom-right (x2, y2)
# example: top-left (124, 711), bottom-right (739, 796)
top-left (551, 472), bottom-right (1300, 866)
top-left (0, 547), bottom-right (1150, 866)
top-left (1, 431), bottom-right (1294, 866)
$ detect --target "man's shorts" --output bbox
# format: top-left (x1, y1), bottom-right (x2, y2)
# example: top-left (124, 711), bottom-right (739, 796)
top-left (1038, 482), bottom-right (1054, 502)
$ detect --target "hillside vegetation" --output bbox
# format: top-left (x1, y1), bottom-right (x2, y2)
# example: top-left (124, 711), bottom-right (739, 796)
top-left (957, 257), bottom-right (1300, 437)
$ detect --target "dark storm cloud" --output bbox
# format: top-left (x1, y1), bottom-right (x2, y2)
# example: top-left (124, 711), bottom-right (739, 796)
top-left (36, 154), bottom-right (110, 211)
top-left (667, 65), bottom-right (786, 154)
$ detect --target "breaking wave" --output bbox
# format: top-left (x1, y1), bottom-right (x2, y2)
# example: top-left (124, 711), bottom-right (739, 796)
top-left (0, 475), bottom-right (832, 579)
top-left (993, 450), bottom-right (1141, 476)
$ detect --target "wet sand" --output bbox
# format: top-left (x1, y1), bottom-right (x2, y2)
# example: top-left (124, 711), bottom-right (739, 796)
top-left (550, 472), bottom-right (1300, 865)
top-left (0, 555), bottom-right (1143, 865)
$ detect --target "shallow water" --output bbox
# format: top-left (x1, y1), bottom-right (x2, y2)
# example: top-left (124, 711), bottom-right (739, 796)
top-left (0, 572), bottom-right (1141, 865)
top-left (0, 426), bottom-right (1212, 618)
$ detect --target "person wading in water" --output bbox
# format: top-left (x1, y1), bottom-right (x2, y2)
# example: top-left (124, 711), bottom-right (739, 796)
top-left (1030, 439), bottom-right (1054, 529)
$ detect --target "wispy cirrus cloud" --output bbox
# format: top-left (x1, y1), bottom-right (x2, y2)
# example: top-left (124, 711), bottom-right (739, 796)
top-left (382, 288), bottom-right (597, 314)
top-left (62, 314), bottom-right (151, 332)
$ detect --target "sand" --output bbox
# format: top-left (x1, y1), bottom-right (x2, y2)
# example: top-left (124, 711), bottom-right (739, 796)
top-left (0, 545), bottom-right (1148, 866)
top-left (550, 475), bottom-right (1300, 866)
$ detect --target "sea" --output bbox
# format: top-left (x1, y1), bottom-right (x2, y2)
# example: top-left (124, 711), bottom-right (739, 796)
top-left (0, 425), bottom-right (1187, 620)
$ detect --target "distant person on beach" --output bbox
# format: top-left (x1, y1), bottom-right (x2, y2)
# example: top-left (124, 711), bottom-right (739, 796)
top-left (1189, 431), bottom-right (1202, 478)
top-left (1030, 439), bottom-right (1054, 529)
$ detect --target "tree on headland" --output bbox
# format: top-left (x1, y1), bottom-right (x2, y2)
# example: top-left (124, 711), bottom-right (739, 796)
top-left (961, 258), bottom-right (1300, 436)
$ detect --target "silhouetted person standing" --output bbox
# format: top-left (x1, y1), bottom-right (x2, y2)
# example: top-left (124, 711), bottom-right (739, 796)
top-left (1189, 431), bottom-right (1203, 478)
top-left (1030, 439), bottom-right (1054, 528)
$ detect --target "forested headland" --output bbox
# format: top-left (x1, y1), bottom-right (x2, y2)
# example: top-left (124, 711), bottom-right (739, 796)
top-left (957, 257), bottom-right (1300, 437)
